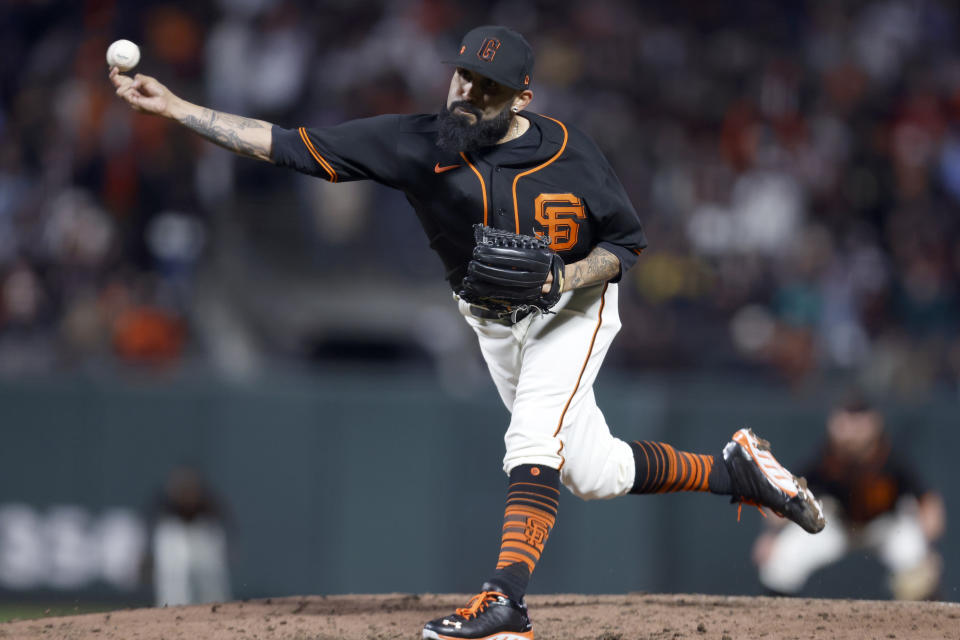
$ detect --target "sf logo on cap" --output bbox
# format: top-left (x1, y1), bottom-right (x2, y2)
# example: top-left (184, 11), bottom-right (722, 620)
top-left (477, 38), bottom-right (501, 61)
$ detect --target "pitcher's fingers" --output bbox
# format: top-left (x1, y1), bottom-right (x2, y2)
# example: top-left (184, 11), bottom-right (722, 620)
top-left (123, 92), bottom-right (144, 108)
top-left (117, 87), bottom-right (141, 106)
top-left (109, 69), bottom-right (128, 88)
top-left (541, 272), bottom-right (554, 293)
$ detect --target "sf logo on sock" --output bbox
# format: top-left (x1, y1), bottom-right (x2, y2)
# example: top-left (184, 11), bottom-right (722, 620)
top-left (524, 516), bottom-right (550, 550)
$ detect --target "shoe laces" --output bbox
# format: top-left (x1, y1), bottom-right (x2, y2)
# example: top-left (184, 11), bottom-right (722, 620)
top-left (735, 498), bottom-right (769, 522)
top-left (455, 591), bottom-right (505, 620)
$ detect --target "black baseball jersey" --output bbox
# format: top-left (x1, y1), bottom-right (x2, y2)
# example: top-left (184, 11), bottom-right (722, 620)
top-left (270, 111), bottom-right (647, 290)
top-left (803, 437), bottom-right (929, 524)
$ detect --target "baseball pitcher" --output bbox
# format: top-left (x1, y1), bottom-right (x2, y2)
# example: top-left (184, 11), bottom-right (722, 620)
top-left (111, 25), bottom-right (825, 640)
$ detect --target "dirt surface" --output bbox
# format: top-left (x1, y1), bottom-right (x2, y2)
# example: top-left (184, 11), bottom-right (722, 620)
top-left (3, 593), bottom-right (958, 640)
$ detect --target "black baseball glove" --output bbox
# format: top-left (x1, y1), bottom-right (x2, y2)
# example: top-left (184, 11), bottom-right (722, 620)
top-left (458, 224), bottom-right (565, 318)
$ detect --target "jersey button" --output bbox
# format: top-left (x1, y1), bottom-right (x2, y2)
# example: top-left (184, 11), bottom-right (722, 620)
top-left (496, 208), bottom-right (505, 216)
top-left (495, 167), bottom-right (502, 172)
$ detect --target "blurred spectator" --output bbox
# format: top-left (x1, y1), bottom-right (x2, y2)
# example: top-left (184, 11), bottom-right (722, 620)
top-left (752, 390), bottom-right (946, 600)
top-left (150, 466), bottom-right (231, 606)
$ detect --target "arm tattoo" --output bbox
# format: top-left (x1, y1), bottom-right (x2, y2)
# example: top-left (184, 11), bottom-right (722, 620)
top-left (179, 109), bottom-right (270, 160)
top-left (566, 246), bottom-right (621, 291)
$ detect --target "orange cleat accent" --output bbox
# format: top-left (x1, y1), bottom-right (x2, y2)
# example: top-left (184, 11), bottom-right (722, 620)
top-left (732, 429), bottom-right (799, 497)
top-left (724, 428), bottom-right (826, 533)
top-left (422, 590), bottom-right (534, 640)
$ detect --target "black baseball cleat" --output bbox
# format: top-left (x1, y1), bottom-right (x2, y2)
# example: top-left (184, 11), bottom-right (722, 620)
top-left (422, 587), bottom-right (534, 640)
top-left (723, 428), bottom-right (826, 534)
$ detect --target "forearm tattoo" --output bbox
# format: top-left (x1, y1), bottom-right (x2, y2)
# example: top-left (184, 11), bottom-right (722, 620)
top-left (180, 109), bottom-right (270, 159)
top-left (567, 246), bottom-right (621, 291)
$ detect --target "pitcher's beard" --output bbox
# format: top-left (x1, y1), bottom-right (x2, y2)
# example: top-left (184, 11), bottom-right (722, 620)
top-left (437, 101), bottom-right (514, 154)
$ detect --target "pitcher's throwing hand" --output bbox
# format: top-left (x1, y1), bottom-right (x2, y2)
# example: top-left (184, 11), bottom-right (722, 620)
top-left (109, 67), bottom-right (175, 117)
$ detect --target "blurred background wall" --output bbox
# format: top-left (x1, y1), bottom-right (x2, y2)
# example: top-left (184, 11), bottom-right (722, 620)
top-left (0, 373), bottom-right (956, 603)
top-left (1, 0), bottom-right (958, 609)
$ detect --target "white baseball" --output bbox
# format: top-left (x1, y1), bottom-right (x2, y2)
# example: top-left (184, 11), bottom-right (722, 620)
top-left (106, 39), bottom-right (140, 72)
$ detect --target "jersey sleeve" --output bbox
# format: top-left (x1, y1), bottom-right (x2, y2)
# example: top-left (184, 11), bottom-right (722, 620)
top-left (270, 114), bottom-right (403, 186)
top-left (579, 139), bottom-right (647, 280)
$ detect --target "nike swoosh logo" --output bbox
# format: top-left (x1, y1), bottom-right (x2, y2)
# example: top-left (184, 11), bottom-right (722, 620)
top-left (434, 163), bottom-right (462, 174)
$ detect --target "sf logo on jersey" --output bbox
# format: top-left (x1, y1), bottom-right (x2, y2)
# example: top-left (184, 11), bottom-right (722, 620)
top-left (534, 193), bottom-right (586, 251)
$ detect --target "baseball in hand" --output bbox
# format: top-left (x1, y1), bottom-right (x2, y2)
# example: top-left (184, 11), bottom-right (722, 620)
top-left (106, 39), bottom-right (140, 72)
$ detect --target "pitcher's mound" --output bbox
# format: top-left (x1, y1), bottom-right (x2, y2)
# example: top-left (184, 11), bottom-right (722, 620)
top-left (3, 593), bottom-right (958, 639)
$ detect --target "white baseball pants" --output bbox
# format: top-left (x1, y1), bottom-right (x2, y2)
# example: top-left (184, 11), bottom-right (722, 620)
top-left (153, 517), bottom-right (231, 606)
top-left (459, 283), bottom-right (635, 500)
top-left (758, 499), bottom-right (931, 594)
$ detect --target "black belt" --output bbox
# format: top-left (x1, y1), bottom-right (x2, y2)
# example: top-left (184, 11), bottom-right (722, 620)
top-left (468, 305), bottom-right (533, 324)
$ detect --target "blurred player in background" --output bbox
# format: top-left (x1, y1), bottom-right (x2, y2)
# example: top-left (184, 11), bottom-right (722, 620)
top-left (110, 26), bottom-right (825, 639)
top-left (150, 466), bottom-right (231, 606)
top-left (753, 391), bottom-right (946, 600)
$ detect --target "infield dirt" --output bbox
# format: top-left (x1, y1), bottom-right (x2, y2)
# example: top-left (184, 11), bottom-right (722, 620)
top-left (2, 593), bottom-right (958, 640)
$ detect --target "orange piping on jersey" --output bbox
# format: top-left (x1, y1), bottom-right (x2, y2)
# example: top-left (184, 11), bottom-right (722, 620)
top-left (298, 127), bottom-right (338, 183)
top-left (633, 247), bottom-right (645, 255)
top-left (553, 282), bottom-right (608, 442)
top-left (512, 115), bottom-right (569, 233)
top-left (460, 152), bottom-right (488, 225)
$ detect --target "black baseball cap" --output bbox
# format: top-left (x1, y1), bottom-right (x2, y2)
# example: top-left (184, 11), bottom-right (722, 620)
top-left (442, 25), bottom-right (534, 91)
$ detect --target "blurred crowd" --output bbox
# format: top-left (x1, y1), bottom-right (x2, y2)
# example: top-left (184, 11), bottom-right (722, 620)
top-left (2, 0), bottom-right (959, 398)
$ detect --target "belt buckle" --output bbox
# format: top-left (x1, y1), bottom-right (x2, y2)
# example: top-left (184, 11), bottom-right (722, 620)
top-left (509, 306), bottom-right (529, 324)
top-left (467, 303), bottom-right (536, 324)
top-left (468, 304), bottom-right (513, 323)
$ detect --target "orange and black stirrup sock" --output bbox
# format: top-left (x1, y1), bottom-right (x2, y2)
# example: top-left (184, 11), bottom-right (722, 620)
top-left (628, 441), bottom-right (732, 495)
top-left (486, 464), bottom-right (559, 601)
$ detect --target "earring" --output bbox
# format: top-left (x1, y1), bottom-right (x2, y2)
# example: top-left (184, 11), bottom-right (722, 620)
top-left (512, 106), bottom-right (519, 113)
